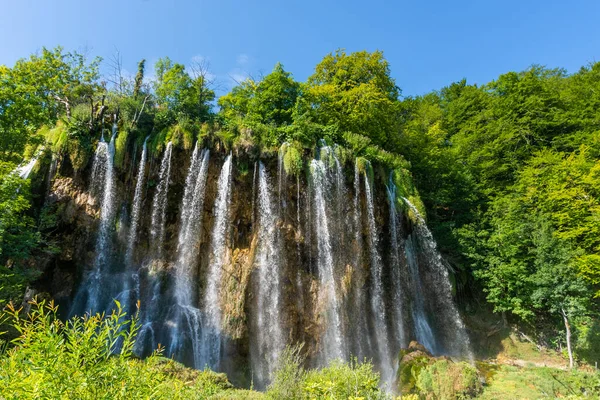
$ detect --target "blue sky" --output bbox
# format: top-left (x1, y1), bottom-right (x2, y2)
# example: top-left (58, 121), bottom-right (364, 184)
top-left (1, 0), bottom-right (599, 97)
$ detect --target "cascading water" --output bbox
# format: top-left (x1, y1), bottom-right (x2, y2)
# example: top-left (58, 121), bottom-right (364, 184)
top-left (363, 169), bottom-right (394, 386)
top-left (386, 176), bottom-right (407, 349)
top-left (64, 134), bottom-right (477, 391)
top-left (175, 146), bottom-right (210, 305)
top-left (168, 146), bottom-right (210, 367)
top-left (252, 162), bottom-right (285, 386)
top-left (126, 136), bottom-right (149, 265)
top-left (14, 146), bottom-right (45, 180)
top-left (137, 142), bottom-right (173, 347)
top-left (310, 157), bottom-right (345, 362)
top-left (202, 154), bottom-right (233, 369)
top-left (404, 233), bottom-right (437, 353)
top-left (75, 122), bottom-right (117, 315)
top-left (351, 161), bottom-right (372, 361)
top-left (403, 198), bottom-right (473, 359)
top-left (150, 142), bottom-right (173, 256)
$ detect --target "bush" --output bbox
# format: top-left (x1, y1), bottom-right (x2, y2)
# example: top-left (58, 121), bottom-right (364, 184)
top-left (302, 359), bottom-right (384, 399)
top-left (415, 359), bottom-right (482, 400)
top-left (267, 345), bottom-right (388, 399)
top-left (267, 344), bottom-right (306, 399)
top-left (0, 299), bottom-right (258, 399)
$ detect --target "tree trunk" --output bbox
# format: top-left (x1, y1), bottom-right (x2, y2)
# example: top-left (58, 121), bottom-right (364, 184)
top-left (561, 308), bottom-right (574, 369)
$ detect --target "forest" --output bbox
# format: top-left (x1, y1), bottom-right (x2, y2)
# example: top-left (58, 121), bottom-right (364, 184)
top-left (0, 46), bottom-right (599, 399)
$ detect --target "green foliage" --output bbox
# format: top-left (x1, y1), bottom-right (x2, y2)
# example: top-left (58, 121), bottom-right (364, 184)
top-left (398, 62), bottom-right (600, 354)
top-left (0, 47), bottom-right (100, 163)
top-left (281, 143), bottom-right (303, 176)
top-left (43, 122), bottom-right (69, 154)
top-left (0, 300), bottom-right (260, 399)
top-left (415, 359), bottom-right (482, 399)
top-left (477, 364), bottom-right (600, 399)
top-left (114, 128), bottom-right (130, 170)
top-left (302, 359), bottom-right (384, 399)
top-left (154, 57), bottom-right (215, 125)
top-left (302, 49), bottom-right (400, 148)
top-left (267, 344), bottom-right (306, 399)
top-left (267, 345), bottom-right (388, 399)
top-left (0, 164), bottom-right (39, 265)
top-left (133, 59), bottom-right (145, 99)
top-left (250, 63), bottom-right (300, 126)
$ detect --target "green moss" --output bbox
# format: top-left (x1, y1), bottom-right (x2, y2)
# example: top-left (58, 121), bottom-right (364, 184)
top-left (391, 168), bottom-right (426, 220)
top-left (114, 128), bottom-right (129, 170)
top-left (282, 143), bottom-right (303, 176)
top-left (398, 354), bottom-right (432, 395)
top-left (43, 122), bottom-right (68, 154)
top-left (167, 122), bottom-right (195, 150)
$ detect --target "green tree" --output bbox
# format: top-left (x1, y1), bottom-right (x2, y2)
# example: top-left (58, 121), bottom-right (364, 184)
top-left (248, 63), bottom-right (299, 126)
top-left (301, 49), bottom-right (401, 147)
top-left (154, 57), bottom-right (214, 125)
top-left (0, 47), bottom-right (101, 162)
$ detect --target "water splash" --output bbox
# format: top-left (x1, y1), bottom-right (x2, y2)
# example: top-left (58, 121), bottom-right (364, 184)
top-left (150, 142), bottom-right (173, 257)
top-left (252, 161), bottom-right (285, 386)
top-left (202, 154), bottom-right (233, 369)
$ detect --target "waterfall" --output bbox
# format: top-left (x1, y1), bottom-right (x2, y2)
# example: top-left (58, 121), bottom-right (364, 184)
top-left (386, 176), bottom-right (407, 349)
top-left (202, 154), bottom-right (233, 369)
top-left (351, 161), bottom-right (372, 360)
top-left (363, 171), bottom-right (393, 386)
top-left (81, 123), bottom-right (117, 314)
top-left (46, 153), bottom-right (58, 195)
top-left (126, 136), bottom-right (149, 265)
top-left (150, 142), bottom-right (173, 256)
top-left (310, 158), bottom-right (345, 361)
top-left (14, 146), bottom-right (44, 179)
top-left (174, 146), bottom-right (210, 306)
top-left (252, 161), bottom-right (285, 386)
top-left (404, 233), bottom-right (437, 353)
top-left (167, 147), bottom-right (211, 367)
top-left (403, 198), bottom-right (473, 359)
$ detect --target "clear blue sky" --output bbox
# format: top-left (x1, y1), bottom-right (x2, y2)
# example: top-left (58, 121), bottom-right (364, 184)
top-left (1, 0), bottom-right (599, 97)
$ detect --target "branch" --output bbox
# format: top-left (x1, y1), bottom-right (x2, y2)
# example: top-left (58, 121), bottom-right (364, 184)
top-left (131, 95), bottom-right (150, 130)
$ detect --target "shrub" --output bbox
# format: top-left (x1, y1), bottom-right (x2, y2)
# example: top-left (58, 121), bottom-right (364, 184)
top-left (267, 346), bottom-right (389, 399)
top-left (267, 344), bottom-right (306, 399)
top-left (415, 359), bottom-right (482, 400)
top-left (0, 299), bottom-right (257, 399)
top-left (302, 358), bottom-right (384, 399)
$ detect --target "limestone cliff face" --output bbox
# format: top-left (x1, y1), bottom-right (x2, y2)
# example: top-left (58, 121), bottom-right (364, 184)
top-left (33, 141), bottom-right (470, 388)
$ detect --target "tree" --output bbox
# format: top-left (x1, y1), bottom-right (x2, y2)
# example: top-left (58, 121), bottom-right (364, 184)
top-left (153, 57), bottom-right (215, 124)
top-left (133, 59), bottom-right (146, 99)
top-left (0, 47), bottom-right (101, 162)
top-left (247, 63), bottom-right (299, 126)
top-left (301, 49), bottom-right (401, 147)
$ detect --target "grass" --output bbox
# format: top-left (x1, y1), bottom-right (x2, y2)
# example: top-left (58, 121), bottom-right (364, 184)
top-left (477, 364), bottom-right (600, 399)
